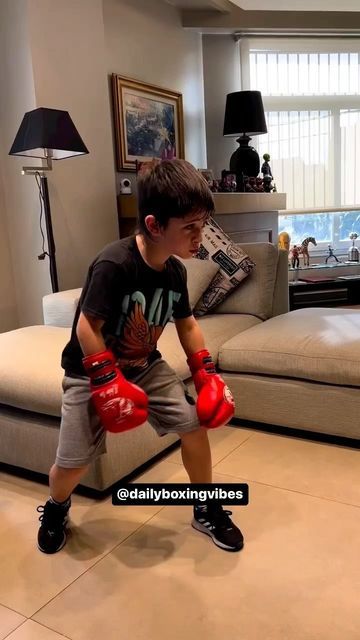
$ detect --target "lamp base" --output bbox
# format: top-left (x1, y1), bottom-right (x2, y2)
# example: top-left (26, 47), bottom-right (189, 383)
top-left (229, 135), bottom-right (260, 192)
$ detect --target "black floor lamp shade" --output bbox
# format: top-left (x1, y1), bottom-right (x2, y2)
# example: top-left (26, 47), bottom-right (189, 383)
top-left (223, 91), bottom-right (267, 189)
top-left (9, 107), bottom-right (89, 159)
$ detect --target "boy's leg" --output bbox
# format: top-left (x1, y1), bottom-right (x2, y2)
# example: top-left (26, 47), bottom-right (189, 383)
top-left (49, 463), bottom-right (89, 503)
top-left (131, 359), bottom-right (243, 552)
top-left (37, 375), bottom-right (106, 554)
top-left (37, 464), bottom-right (88, 555)
top-left (179, 426), bottom-right (243, 552)
top-left (179, 427), bottom-right (212, 484)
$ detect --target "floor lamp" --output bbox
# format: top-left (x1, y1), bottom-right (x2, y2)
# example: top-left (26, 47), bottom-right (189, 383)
top-left (9, 107), bottom-right (89, 292)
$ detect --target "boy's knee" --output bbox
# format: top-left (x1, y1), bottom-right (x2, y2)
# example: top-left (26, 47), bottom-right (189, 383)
top-left (180, 427), bottom-right (208, 445)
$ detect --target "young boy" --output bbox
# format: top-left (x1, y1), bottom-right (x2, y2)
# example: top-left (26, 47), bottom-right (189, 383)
top-left (36, 159), bottom-right (244, 554)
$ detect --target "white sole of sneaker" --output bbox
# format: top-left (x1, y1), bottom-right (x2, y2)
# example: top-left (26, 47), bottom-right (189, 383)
top-left (191, 519), bottom-right (243, 552)
top-left (37, 530), bottom-right (67, 554)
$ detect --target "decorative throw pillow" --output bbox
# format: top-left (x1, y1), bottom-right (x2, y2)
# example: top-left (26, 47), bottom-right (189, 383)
top-left (193, 217), bottom-right (255, 316)
top-left (177, 256), bottom-right (219, 309)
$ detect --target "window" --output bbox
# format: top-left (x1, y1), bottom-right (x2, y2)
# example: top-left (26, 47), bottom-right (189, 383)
top-left (240, 39), bottom-right (360, 251)
top-left (279, 209), bottom-right (360, 251)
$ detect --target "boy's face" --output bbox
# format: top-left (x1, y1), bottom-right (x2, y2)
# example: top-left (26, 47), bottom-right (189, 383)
top-left (160, 211), bottom-right (208, 259)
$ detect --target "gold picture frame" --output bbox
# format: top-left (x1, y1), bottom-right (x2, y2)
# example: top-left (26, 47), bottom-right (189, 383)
top-left (112, 74), bottom-right (185, 171)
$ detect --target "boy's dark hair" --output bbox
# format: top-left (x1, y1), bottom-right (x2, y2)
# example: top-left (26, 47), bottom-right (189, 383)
top-left (136, 159), bottom-right (215, 236)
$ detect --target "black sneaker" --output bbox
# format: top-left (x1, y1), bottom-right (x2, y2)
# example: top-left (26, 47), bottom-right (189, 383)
top-left (192, 503), bottom-right (244, 552)
top-left (37, 498), bottom-right (71, 554)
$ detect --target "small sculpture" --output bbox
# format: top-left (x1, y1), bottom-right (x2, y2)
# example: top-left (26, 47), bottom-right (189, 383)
top-left (219, 171), bottom-right (237, 192)
top-left (261, 154), bottom-right (274, 193)
top-left (348, 232), bottom-right (360, 262)
top-left (278, 231), bottom-right (291, 252)
top-left (325, 244), bottom-right (340, 264)
top-left (255, 176), bottom-right (264, 192)
top-left (290, 245), bottom-right (300, 269)
top-left (261, 153), bottom-right (273, 179)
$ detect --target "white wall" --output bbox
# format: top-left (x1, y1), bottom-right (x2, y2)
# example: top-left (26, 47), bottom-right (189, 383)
top-left (0, 0), bottom-right (47, 328)
top-left (0, 0), bottom-right (119, 327)
top-left (103, 0), bottom-right (207, 172)
top-left (0, 158), bottom-right (18, 332)
top-left (28, 0), bottom-right (118, 293)
top-left (202, 35), bottom-right (241, 179)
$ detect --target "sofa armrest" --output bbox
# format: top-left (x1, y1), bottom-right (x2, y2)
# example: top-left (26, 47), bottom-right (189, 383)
top-left (272, 249), bottom-right (289, 316)
top-left (42, 288), bottom-right (82, 327)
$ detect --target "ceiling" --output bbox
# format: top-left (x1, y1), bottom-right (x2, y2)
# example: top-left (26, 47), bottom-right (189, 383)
top-left (165, 0), bottom-right (360, 10)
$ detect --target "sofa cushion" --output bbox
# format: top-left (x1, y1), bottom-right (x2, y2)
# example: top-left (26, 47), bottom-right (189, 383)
top-left (0, 314), bottom-right (261, 418)
top-left (218, 307), bottom-right (360, 387)
top-left (158, 313), bottom-right (262, 380)
top-left (0, 326), bottom-right (71, 417)
top-left (193, 218), bottom-right (255, 316)
top-left (214, 243), bottom-right (279, 320)
top-left (177, 257), bottom-right (219, 309)
top-left (43, 288), bottom-right (82, 327)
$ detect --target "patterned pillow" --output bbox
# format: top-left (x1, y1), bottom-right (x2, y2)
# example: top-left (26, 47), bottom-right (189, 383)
top-left (193, 217), bottom-right (255, 316)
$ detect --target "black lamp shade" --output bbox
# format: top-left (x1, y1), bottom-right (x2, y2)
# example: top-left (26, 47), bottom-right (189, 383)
top-left (9, 107), bottom-right (89, 160)
top-left (223, 91), bottom-right (267, 137)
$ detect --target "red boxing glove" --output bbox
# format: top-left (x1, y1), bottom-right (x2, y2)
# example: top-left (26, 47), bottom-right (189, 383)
top-left (82, 350), bottom-right (148, 433)
top-left (187, 349), bottom-right (235, 429)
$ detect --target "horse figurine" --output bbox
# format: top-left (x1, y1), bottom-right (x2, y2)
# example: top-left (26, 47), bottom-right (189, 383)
top-left (299, 236), bottom-right (317, 266)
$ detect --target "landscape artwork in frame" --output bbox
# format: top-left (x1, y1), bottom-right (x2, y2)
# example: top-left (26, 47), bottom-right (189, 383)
top-left (112, 74), bottom-right (185, 171)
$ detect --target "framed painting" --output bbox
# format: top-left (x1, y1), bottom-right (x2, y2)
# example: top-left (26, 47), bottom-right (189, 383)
top-left (112, 74), bottom-right (185, 171)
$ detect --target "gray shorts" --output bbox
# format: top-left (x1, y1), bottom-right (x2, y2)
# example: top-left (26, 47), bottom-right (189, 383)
top-left (55, 358), bottom-right (200, 468)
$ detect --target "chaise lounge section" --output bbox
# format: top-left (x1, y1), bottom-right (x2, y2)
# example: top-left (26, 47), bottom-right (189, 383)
top-left (0, 242), bottom-right (358, 493)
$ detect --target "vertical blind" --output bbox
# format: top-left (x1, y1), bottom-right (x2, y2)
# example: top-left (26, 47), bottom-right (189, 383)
top-left (240, 39), bottom-right (360, 209)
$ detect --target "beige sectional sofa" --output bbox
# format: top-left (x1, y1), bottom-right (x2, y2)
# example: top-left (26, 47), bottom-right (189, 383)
top-left (0, 242), bottom-right (358, 493)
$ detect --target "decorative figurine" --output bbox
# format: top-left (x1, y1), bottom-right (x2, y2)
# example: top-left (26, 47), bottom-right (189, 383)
top-left (263, 175), bottom-right (274, 192)
top-left (261, 153), bottom-right (273, 179)
top-left (248, 176), bottom-right (257, 192)
top-left (290, 245), bottom-right (300, 269)
top-left (278, 231), bottom-right (291, 252)
top-left (261, 153), bottom-right (275, 193)
top-left (348, 232), bottom-right (360, 262)
top-left (325, 244), bottom-right (340, 264)
top-left (219, 170), bottom-right (237, 192)
top-left (255, 176), bottom-right (264, 192)
top-left (299, 236), bottom-right (317, 267)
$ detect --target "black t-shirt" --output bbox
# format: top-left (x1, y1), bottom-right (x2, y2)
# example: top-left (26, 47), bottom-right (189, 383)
top-left (61, 236), bottom-right (192, 377)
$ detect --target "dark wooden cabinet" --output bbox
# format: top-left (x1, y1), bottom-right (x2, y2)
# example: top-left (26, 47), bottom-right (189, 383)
top-left (289, 277), bottom-right (360, 310)
top-left (117, 194), bottom-right (137, 237)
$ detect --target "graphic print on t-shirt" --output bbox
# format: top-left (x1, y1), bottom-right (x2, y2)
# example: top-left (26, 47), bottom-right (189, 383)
top-left (107, 287), bottom-right (181, 370)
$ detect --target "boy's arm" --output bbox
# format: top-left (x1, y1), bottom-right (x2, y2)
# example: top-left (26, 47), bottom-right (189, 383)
top-left (175, 315), bottom-right (234, 429)
top-left (175, 315), bottom-right (205, 358)
top-left (76, 311), bottom-right (148, 433)
top-left (76, 311), bottom-right (106, 356)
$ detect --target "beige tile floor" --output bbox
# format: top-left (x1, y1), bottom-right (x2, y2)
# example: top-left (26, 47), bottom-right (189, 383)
top-left (0, 425), bottom-right (359, 640)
